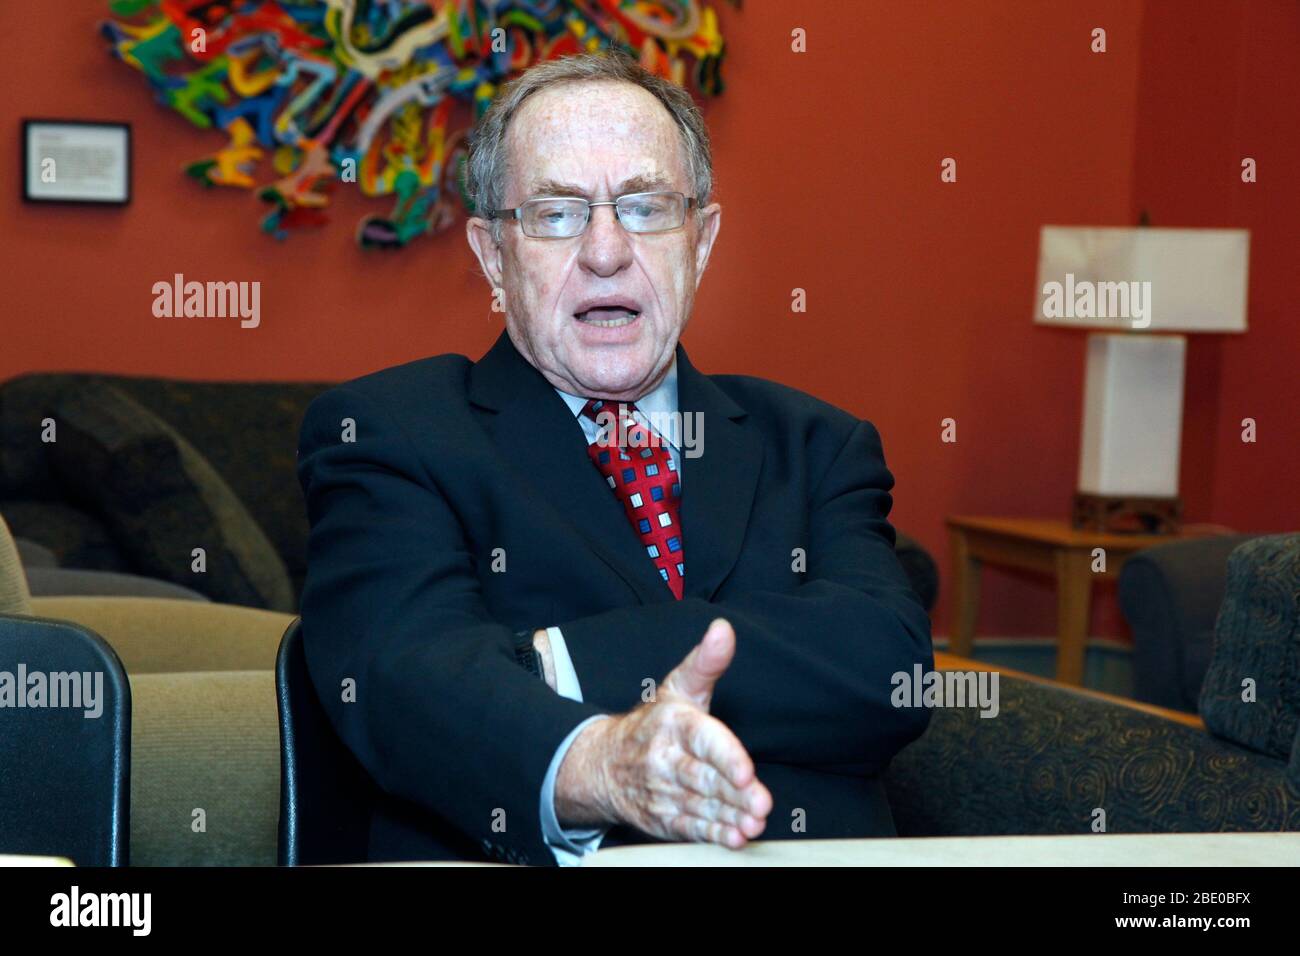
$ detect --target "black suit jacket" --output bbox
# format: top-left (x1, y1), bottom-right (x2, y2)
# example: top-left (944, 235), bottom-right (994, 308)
top-left (296, 330), bottom-right (933, 864)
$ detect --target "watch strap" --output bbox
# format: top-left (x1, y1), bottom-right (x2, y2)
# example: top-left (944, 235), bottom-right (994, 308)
top-left (513, 629), bottom-right (543, 679)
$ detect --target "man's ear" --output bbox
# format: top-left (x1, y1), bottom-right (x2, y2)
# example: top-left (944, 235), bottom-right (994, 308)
top-left (466, 215), bottom-right (505, 289)
top-left (692, 202), bottom-right (722, 287)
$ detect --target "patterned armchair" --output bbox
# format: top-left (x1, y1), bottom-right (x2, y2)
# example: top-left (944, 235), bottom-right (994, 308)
top-left (885, 534), bottom-right (1300, 835)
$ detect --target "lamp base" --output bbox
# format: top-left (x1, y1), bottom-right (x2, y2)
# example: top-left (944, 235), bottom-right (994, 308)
top-left (1071, 492), bottom-right (1182, 534)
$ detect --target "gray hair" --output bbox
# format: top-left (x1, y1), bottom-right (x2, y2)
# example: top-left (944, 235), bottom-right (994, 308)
top-left (466, 50), bottom-right (714, 245)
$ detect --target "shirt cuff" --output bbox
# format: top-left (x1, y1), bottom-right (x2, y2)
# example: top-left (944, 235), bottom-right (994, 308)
top-left (540, 713), bottom-right (613, 866)
top-left (546, 625), bottom-right (583, 701)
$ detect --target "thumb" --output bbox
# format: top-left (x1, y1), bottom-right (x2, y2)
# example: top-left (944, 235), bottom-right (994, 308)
top-left (662, 618), bottom-right (735, 710)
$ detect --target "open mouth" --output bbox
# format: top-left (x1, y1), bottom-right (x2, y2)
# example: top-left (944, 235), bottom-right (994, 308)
top-left (574, 306), bottom-right (642, 328)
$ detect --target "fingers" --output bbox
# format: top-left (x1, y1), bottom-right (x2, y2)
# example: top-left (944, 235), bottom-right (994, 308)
top-left (675, 710), bottom-right (772, 821)
top-left (670, 721), bottom-right (774, 845)
top-left (662, 618), bottom-right (735, 708)
top-left (670, 813), bottom-right (750, 849)
top-left (675, 755), bottom-right (770, 824)
top-left (677, 781), bottom-right (770, 839)
top-left (629, 717), bottom-right (771, 849)
top-left (685, 710), bottom-right (755, 789)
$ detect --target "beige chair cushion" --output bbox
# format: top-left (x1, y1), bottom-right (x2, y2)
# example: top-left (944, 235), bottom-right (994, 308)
top-left (27, 596), bottom-right (292, 673)
top-left (129, 670), bottom-right (279, 866)
top-left (13, 594), bottom-right (290, 865)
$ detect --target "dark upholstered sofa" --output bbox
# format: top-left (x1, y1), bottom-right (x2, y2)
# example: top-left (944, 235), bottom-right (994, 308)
top-left (0, 372), bottom-right (940, 613)
top-left (0, 373), bottom-right (329, 611)
top-left (886, 534), bottom-right (1300, 835)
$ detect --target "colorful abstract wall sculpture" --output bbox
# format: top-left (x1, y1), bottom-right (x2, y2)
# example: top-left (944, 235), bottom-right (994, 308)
top-left (101, 1), bottom-right (733, 248)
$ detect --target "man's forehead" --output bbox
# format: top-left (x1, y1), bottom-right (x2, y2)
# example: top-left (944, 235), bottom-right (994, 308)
top-left (506, 81), bottom-right (687, 197)
top-left (513, 80), bottom-right (671, 139)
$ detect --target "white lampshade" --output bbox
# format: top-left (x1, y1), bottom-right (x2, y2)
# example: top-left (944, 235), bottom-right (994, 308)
top-left (1034, 226), bottom-right (1249, 332)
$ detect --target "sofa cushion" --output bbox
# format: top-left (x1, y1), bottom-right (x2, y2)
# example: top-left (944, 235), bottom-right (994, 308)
top-left (45, 383), bottom-right (293, 612)
top-left (1199, 534), bottom-right (1300, 785)
top-left (24, 568), bottom-right (209, 601)
top-left (2, 372), bottom-right (332, 602)
top-left (129, 670), bottom-right (279, 866)
top-left (95, 377), bottom-right (329, 601)
top-left (14, 536), bottom-right (58, 568)
top-left (0, 374), bottom-right (76, 498)
top-left (0, 499), bottom-right (129, 571)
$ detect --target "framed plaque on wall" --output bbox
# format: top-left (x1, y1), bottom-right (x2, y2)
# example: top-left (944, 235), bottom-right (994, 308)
top-left (22, 119), bottom-right (131, 205)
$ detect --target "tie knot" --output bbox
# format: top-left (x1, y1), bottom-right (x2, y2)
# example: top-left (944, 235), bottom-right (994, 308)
top-left (580, 399), bottom-right (639, 424)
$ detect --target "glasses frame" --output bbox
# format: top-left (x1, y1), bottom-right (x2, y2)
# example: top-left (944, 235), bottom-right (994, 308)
top-left (489, 190), bottom-right (698, 239)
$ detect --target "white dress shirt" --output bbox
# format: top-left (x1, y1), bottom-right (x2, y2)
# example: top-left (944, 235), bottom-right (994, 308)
top-left (537, 358), bottom-right (683, 865)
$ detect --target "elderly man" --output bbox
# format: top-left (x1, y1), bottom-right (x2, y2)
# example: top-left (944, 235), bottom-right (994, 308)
top-left (297, 51), bottom-right (932, 866)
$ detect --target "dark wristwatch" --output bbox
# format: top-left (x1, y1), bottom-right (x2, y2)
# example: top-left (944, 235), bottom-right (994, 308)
top-left (513, 629), bottom-right (543, 679)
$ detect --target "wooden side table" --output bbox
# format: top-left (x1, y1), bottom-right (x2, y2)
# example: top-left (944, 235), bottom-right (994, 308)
top-left (945, 516), bottom-right (1225, 686)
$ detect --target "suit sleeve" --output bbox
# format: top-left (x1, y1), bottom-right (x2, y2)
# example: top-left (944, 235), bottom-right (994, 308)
top-left (296, 385), bottom-right (607, 864)
top-left (555, 419), bottom-right (934, 775)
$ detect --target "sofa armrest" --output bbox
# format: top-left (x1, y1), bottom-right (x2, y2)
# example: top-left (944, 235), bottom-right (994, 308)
top-left (1119, 534), bottom-right (1258, 711)
top-left (932, 651), bottom-right (1204, 729)
top-left (27, 596), bottom-right (293, 673)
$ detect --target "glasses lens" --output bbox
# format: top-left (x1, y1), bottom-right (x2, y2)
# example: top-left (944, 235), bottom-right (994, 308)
top-left (522, 198), bottom-right (588, 238)
top-left (616, 192), bottom-right (686, 233)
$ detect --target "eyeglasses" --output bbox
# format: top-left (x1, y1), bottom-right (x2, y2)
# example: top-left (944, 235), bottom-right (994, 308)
top-left (489, 191), bottom-right (697, 239)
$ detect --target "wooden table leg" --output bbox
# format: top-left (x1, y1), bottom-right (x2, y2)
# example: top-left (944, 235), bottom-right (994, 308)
top-left (948, 529), bottom-right (980, 658)
top-left (1054, 548), bottom-right (1093, 686)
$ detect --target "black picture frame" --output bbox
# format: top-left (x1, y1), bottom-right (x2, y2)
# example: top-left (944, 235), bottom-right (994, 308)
top-left (22, 119), bottom-right (132, 205)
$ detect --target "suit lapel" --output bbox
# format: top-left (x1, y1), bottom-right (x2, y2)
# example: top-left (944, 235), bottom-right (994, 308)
top-left (675, 347), bottom-right (764, 600)
top-left (469, 332), bottom-right (670, 604)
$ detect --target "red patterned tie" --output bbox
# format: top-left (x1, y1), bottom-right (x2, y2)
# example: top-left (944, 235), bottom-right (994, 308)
top-left (581, 399), bottom-right (684, 599)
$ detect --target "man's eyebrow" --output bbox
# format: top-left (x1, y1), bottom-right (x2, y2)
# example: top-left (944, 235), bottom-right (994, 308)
top-left (526, 174), bottom-right (676, 198)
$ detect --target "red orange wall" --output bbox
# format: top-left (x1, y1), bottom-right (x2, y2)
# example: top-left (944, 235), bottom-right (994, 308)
top-left (2, 1), bottom-right (1296, 639)
top-left (1132, 0), bottom-right (1300, 538)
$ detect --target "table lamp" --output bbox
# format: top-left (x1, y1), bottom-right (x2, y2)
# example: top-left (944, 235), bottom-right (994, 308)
top-left (1034, 225), bottom-right (1250, 533)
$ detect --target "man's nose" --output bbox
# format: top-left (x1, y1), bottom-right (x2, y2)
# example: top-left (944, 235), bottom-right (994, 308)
top-left (577, 203), bottom-right (634, 275)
